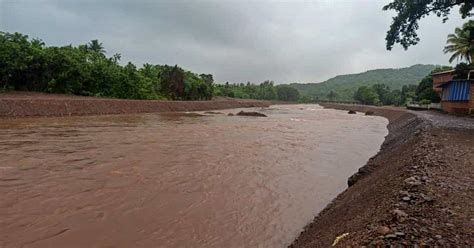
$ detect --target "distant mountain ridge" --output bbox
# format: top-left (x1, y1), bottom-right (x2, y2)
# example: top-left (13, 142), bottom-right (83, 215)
top-left (289, 64), bottom-right (437, 101)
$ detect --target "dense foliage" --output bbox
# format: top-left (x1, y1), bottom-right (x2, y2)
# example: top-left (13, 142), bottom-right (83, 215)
top-left (353, 84), bottom-right (403, 105)
top-left (288, 64), bottom-right (436, 101)
top-left (214, 81), bottom-right (300, 101)
top-left (276, 85), bottom-right (300, 102)
top-left (383, 0), bottom-right (473, 50)
top-left (453, 62), bottom-right (474, 79)
top-left (413, 75), bottom-right (441, 104)
top-left (0, 31), bottom-right (213, 100)
top-left (444, 20), bottom-right (474, 63)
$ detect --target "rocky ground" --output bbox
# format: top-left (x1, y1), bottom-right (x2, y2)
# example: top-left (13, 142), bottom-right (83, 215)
top-left (291, 105), bottom-right (473, 247)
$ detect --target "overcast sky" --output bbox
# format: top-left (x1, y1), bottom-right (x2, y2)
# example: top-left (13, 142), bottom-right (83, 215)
top-left (0, 0), bottom-right (466, 84)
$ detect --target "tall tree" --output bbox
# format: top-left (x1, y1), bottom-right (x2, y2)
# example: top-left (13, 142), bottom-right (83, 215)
top-left (87, 39), bottom-right (106, 55)
top-left (327, 90), bottom-right (337, 101)
top-left (415, 74), bottom-right (441, 103)
top-left (276, 85), bottom-right (300, 101)
top-left (372, 84), bottom-right (392, 105)
top-left (401, 84), bottom-right (418, 104)
top-left (354, 86), bottom-right (379, 105)
top-left (443, 20), bottom-right (474, 63)
top-left (169, 65), bottom-right (185, 100)
top-left (383, 0), bottom-right (473, 50)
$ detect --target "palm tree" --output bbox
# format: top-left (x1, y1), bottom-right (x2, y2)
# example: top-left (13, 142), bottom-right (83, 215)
top-left (443, 20), bottom-right (474, 63)
top-left (87, 39), bottom-right (106, 55)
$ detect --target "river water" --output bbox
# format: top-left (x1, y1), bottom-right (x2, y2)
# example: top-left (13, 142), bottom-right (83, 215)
top-left (0, 104), bottom-right (388, 248)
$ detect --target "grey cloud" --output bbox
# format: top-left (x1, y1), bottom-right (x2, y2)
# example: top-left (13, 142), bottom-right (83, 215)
top-left (0, 0), bottom-right (467, 84)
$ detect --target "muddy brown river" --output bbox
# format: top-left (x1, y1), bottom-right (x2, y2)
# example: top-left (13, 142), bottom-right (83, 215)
top-left (0, 104), bottom-right (388, 248)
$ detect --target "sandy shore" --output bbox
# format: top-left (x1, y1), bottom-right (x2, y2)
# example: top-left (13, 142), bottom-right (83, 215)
top-left (291, 104), bottom-right (474, 247)
top-left (0, 92), bottom-right (270, 118)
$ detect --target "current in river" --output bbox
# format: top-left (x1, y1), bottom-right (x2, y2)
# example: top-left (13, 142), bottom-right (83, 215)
top-left (0, 104), bottom-right (388, 248)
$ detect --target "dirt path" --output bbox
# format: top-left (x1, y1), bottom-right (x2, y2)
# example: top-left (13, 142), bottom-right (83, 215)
top-left (410, 109), bottom-right (474, 129)
top-left (291, 105), bottom-right (474, 247)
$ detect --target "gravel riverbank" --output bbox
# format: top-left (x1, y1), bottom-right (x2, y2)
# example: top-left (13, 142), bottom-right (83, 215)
top-left (290, 104), bottom-right (474, 247)
top-left (0, 92), bottom-right (270, 118)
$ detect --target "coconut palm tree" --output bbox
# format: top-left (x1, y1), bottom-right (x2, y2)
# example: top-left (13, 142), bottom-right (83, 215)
top-left (87, 39), bottom-right (106, 55)
top-left (443, 20), bottom-right (474, 63)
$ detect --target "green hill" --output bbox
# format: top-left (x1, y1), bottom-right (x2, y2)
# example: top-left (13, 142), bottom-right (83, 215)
top-left (289, 64), bottom-right (437, 101)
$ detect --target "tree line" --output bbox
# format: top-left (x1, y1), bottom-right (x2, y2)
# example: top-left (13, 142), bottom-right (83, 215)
top-left (214, 81), bottom-right (301, 102)
top-left (1, 31), bottom-right (305, 102)
top-left (352, 66), bottom-right (449, 106)
top-left (0, 31), bottom-right (213, 100)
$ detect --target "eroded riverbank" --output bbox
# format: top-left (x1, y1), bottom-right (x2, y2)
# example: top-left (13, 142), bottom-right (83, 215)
top-left (291, 104), bottom-right (474, 247)
top-left (0, 92), bottom-right (270, 118)
top-left (0, 104), bottom-right (388, 247)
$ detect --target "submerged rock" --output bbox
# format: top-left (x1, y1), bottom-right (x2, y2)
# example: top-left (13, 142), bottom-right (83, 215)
top-left (182, 113), bottom-right (205, 117)
top-left (365, 111), bottom-right (375, 115)
top-left (348, 110), bottom-right (357, 114)
top-left (236, 111), bottom-right (267, 117)
top-left (204, 111), bottom-right (224, 115)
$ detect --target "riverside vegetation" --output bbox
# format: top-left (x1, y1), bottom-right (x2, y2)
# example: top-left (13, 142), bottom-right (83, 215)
top-left (0, 31), bottom-right (459, 106)
top-left (0, 31), bottom-right (301, 103)
top-left (0, 32), bottom-right (213, 100)
top-left (2, 18), bottom-right (473, 106)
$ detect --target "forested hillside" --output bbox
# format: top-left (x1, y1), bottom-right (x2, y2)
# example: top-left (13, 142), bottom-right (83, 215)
top-left (289, 64), bottom-right (437, 101)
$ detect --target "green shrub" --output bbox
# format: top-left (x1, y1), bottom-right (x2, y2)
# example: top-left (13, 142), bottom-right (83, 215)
top-left (419, 99), bottom-right (431, 105)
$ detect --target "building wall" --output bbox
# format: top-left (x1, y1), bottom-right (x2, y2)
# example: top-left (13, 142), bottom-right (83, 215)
top-left (441, 101), bottom-right (471, 115)
top-left (432, 73), bottom-right (455, 93)
top-left (441, 82), bottom-right (474, 115)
